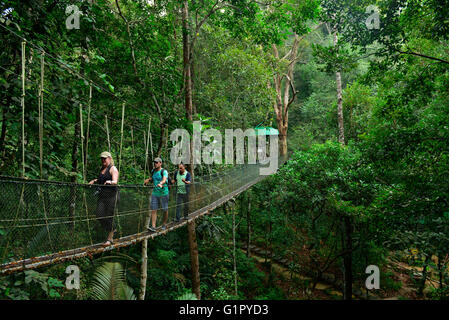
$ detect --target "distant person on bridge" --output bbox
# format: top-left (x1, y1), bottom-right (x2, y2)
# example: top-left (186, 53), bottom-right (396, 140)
top-left (88, 151), bottom-right (119, 247)
top-left (172, 163), bottom-right (191, 222)
top-left (144, 157), bottom-right (169, 232)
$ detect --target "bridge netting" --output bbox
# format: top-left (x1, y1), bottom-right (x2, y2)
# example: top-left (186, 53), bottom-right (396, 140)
top-left (0, 162), bottom-right (273, 269)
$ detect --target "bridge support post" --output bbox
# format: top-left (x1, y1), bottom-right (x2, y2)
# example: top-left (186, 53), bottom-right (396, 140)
top-left (139, 238), bottom-right (148, 300)
top-left (187, 220), bottom-right (201, 300)
top-left (139, 213), bottom-right (152, 300)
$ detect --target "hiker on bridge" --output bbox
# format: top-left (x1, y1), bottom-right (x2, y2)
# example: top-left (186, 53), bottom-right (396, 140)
top-left (144, 157), bottom-right (169, 232)
top-left (88, 151), bottom-right (119, 246)
top-left (172, 163), bottom-right (191, 222)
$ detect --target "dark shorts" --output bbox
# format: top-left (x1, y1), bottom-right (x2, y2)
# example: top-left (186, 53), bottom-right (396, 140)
top-left (150, 194), bottom-right (169, 211)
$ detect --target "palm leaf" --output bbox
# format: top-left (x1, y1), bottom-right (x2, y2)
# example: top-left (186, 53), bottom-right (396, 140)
top-left (90, 262), bottom-right (136, 300)
top-left (177, 292), bottom-right (198, 300)
top-left (117, 284), bottom-right (137, 300)
top-left (93, 252), bottom-right (138, 266)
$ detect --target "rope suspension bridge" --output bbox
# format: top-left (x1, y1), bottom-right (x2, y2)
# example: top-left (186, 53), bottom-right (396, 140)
top-left (0, 23), bottom-right (288, 276)
top-left (0, 160), bottom-right (285, 275)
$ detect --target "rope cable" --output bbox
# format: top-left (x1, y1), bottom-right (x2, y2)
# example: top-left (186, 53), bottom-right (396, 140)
top-left (118, 102), bottom-right (125, 174)
top-left (85, 83), bottom-right (92, 175)
top-left (0, 166), bottom-right (251, 224)
top-left (79, 104), bottom-right (86, 183)
top-left (144, 117), bottom-right (151, 180)
top-left (0, 170), bottom-right (249, 228)
top-left (21, 41), bottom-right (26, 178)
top-left (105, 114), bottom-right (111, 152)
top-left (38, 51), bottom-right (45, 179)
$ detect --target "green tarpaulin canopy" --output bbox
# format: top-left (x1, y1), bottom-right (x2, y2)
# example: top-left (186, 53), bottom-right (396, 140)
top-left (250, 126), bottom-right (279, 136)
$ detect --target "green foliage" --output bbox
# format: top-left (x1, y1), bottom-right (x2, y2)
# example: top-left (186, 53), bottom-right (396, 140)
top-left (89, 262), bottom-right (136, 300)
top-left (0, 269), bottom-right (65, 300)
top-left (211, 287), bottom-right (233, 300)
top-left (176, 290), bottom-right (198, 300)
top-left (255, 287), bottom-right (286, 300)
top-left (381, 271), bottom-right (402, 291)
top-left (25, 270), bottom-right (64, 299)
top-left (428, 286), bottom-right (449, 301)
top-left (1, 0), bottom-right (448, 301)
top-left (0, 276), bottom-right (30, 300)
top-left (253, 141), bottom-right (380, 285)
top-left (195, 26), bottom-right (274, 129)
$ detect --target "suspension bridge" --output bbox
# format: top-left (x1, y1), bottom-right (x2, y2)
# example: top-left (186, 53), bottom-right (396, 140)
top-left (0, 22), bottom-right (288, 276)
top-left (0, 158), bottom-right (286, 275)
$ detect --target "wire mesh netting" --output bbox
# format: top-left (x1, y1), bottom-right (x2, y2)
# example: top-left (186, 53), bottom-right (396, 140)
top-left (0, 160), bottom-right (284, 266)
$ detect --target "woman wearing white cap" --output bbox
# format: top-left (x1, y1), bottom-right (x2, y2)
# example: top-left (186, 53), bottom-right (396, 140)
top-left (88, 151), bottom-right (119, 246)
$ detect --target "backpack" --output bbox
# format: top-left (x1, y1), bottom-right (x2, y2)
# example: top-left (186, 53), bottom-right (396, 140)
top-left (151, 168), bottom-right (173, 188)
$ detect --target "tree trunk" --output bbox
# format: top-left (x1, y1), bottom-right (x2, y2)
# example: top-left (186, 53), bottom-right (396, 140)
top-left (69, 106), bottom-right (80, 229)
top-left (139, 239), bottom-right (148, 300)
top-left (271, 35), bottom-right (300, 156)
top-left (438, 254), bottom-right (444, 290)
top-left (182, 4), bottom-right (199, 299)
top-left (187, 220), bottom-right (201, 299)
top-left (191, 53), bottom-right (197, 116)
top-left (156, 123), bottom-right (167, 158)
top-left (336, 69), bottom-right (344, 145)
top-left (70, 106), bottom-right (80, 179)
top-left (418, 255), bottom-right (430, 296)
top-left (182, 0), bottom-right (194, 177)
top-left (139, 216), bottom-right (152, 300)
top-left (269, 219), bottom-right (273, 275)
top-left (333, 32), bottom-right (345, 145)
top-left (341, 217), bottom-right (353, 300)
top-left (277, 120), bottom-right (288, 156)
top-left (232, 205), bottom-right (238, 297)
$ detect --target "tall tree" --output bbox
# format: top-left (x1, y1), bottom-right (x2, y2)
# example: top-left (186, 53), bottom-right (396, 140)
top-left (266, 0), bottom-right (319, 155)
top-left (179, 0), bottom-right (266, 299)
top-left (326, 23), bottom-right (345, 145)
top-left (271, 36), bottom-right (299, 156)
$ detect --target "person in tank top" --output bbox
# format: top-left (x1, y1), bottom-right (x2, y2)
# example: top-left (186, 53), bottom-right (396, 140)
top-left (88, 151), bottom-right (119, 246)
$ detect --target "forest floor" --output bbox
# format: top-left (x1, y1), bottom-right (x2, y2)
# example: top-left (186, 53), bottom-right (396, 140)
top-left (242, 244), bottom-right (440, 300)
top-left (247, 250), bottom-right (339, 300)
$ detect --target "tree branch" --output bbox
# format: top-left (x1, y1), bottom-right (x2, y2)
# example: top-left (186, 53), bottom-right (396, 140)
top-left (190, 0), bottom-right (221, 55)
top-left (397, 50), bottom-right (449, 65)
top-left (285, 74), bottom-right (297, 117)
top-left (115, 0), bottom-right (144, 86)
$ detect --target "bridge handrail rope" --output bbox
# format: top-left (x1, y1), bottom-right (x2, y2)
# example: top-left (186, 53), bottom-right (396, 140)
top-left (0, 169), bottom-right (270, 274)
top-left (0, 179), bottom-right (236, 229)
top-left (0, 172), bottom-right (246, 228)
top-left (0, 168), bottom-right (270, 274)
top-left (0, 162), bottom-right (257, 219)
top-left (0, 164), bottom-right (266, 271)
top-left (0, 165), bottom-right (250, 225)
top-left (0, 160), bottom-right (245, 187)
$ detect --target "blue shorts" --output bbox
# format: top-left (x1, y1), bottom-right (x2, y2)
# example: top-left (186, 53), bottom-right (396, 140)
top-left (150, 194), bottom-right (169, 211)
